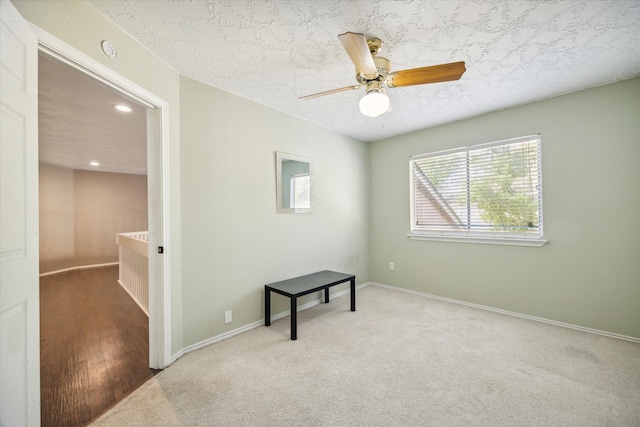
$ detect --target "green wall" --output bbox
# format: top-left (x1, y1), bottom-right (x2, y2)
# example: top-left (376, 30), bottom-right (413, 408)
top-left (13, 0), bottom-right (638, 357)
top-left (369, 77), bottom-right (640, 339)
top-left (13, 0), bottom-right (186, 355)
top-left (13, 0), bottom-right (371, 352)
top-left (179, 76), bottom-right (369, 345)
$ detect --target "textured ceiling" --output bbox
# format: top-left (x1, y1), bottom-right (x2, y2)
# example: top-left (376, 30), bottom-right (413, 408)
top-left (85, 0), bottom-right (640, 142)
top-left (39, 54), bottom-right (147, 175)
top-left (38, 0), bottom-right (640, 176)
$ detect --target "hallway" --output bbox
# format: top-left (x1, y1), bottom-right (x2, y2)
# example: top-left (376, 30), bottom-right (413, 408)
top-left (40, 266), bottom-right (158, 427)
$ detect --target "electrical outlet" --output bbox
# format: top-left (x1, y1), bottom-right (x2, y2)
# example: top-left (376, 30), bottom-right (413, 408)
top-left (389, 262), bottom-right (395, 271)
top-left (225, 310), bottom-right (232, 324)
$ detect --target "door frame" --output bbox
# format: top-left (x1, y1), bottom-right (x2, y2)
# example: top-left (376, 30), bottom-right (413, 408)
top-left (34, 25), bottom-right (172, 369)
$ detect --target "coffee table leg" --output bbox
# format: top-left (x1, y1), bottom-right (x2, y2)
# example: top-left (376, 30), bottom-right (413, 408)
top-left (350, 278), bottom-right (356, 311)
top-left (324, 287), bottom-right (330, 303)
top-left (265, 288), bottom-right (271, 326)
top-left (290, 296), bottom-right (297, 340)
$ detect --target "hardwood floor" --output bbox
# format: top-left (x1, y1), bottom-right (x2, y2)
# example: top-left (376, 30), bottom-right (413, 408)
top-left (40, 265), bottom-right (158, 427)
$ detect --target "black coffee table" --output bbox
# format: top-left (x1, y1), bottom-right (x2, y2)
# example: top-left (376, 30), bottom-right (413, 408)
top-left (264, 270), bottom-right (356, 340)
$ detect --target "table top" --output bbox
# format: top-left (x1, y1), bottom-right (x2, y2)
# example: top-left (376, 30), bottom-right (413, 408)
top-left (265, 270), bottom-right (354, 296)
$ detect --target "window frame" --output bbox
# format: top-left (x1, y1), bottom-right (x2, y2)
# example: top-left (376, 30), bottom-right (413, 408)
top-left (408, 135), bottom-right (547, 247)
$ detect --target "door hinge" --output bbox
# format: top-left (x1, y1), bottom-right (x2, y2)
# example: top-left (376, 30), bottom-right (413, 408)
top-left (157, 246), bottom-right (164, 254)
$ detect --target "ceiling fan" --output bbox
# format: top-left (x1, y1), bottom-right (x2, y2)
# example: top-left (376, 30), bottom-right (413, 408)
top-left (300, 32), bottom-right (466, 117)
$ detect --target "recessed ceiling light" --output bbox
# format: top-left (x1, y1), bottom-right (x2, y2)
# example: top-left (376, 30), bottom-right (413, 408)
top-left (101, 40), bottom-right (117, 58)
top-left (90, 161), bottom-right (100, 167)
top-left (114, 104), bottom-right (132, 113)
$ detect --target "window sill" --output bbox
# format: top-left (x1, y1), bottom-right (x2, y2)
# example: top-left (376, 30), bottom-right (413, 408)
top-left (407, 233), bottom-right (548, 247)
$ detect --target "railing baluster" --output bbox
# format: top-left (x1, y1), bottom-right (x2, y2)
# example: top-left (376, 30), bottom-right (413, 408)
top-left (115, 231), bottom-right (149, 315)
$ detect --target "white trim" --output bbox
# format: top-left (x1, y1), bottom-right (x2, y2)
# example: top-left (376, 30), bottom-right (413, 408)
top-left (39, 262), bottom-right (119, 277)
top-left (371, 282), bottom-right (640, 344)
top-left (32, 24), bottom-right (172, 369)
top-left (172, 280), bottom-right (638, 365)
top-left (34, 27), bottom-right (164, 108)
top-left (172, 283), bottom-right (372, 363)
top-left (407, 233), bottom-right (548, 247)
top-left (117, 280), bottom-right (149, 316)
top-left (146, 106), bottom-right (172, 369)
top-left (158, 104), bottom-right (173, 368)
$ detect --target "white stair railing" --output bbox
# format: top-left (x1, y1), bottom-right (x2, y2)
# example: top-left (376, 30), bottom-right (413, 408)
top-left (116, 231), bottom-right (149, 315)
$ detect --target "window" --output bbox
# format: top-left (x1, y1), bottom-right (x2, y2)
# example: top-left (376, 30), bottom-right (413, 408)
top-left (409, 135), bottom-right (546, 246)
top-left (290, 173), bottom-right (311, 209)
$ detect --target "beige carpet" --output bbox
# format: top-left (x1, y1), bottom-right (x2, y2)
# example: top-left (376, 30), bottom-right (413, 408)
top-left (91, 285), bottom-right (640, 426)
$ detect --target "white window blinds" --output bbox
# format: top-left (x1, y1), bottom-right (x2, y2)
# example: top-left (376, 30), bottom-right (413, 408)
top-left (410, 135), bottom-right (543, 241)
top-left (290, 174), bottom-right (311, 209)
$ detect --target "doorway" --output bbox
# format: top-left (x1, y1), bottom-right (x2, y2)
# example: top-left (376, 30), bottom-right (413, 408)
top-left (38, 52), bottom-right (149, 271)
top-left (35, 28), bottom-right (171, 370)
top-left (1, 3), bottom-right (169, 424)
top-left (37, 51), bottom-right (156, 425)
top-left (35, 30), bottom-right (172, 426)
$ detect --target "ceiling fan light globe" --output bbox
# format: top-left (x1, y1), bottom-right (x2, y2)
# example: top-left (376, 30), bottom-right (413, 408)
top-left (359, 91), bottom-right (390, 117)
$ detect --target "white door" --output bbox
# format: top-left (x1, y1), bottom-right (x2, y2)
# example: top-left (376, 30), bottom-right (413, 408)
top-left (0, 1), bottom-right (40, 426)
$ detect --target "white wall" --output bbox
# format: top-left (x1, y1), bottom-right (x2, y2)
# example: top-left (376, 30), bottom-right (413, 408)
top-left (39, 164), bottom-right (148, 273)
top-left (369, 77), bottom-right (640, 339)
top-left (39, 163), bottom-right (75, 272)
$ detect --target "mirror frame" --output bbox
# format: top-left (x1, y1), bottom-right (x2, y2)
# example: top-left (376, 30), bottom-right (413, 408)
top-left (276, 151), bottom-right (314, 214)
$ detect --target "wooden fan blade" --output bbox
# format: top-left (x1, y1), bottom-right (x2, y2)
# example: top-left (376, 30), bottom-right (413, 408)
top-left (299, 85), bottom-right (362, 100)
top-left (387, 61), bottom-right (466, 88)
top-left (338, 32), bottom-right (378, 79)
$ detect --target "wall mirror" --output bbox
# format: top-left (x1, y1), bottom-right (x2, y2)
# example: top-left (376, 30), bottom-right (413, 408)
top-left (276, 151), bottom-right (313, 214)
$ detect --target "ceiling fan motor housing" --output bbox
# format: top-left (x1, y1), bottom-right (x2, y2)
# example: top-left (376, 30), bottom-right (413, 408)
top-left (364, 79), bottom-right (385, 95)
top-left (356, 55), bottom-right (390, 84)
top-left (374, 56), bottom-right (390, 79)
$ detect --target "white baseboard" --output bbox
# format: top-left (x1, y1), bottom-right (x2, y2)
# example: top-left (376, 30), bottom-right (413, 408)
top-left (172, 283), bottom-right (372, 363)
top-left (371, 282), bottom-right (640, 344)
top-left (170, 280), bottom-right (638, 365)
top-left (39, 262), bottom-right (119, 277)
